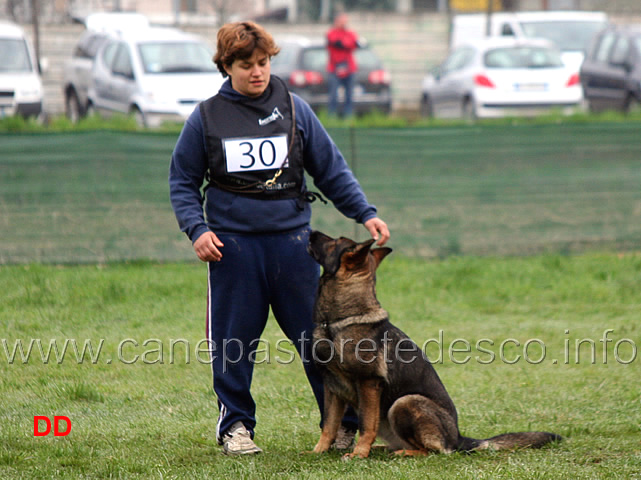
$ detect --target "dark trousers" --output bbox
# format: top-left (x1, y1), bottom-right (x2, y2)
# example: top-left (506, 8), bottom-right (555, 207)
top-left (328, 73), bottom-right (355, 117)
top-left (207, 226), bottom-right (327, 441)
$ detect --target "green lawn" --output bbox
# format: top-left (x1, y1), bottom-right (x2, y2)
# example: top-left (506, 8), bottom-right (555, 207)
top-left (1, 254), bottom-right (640, 478)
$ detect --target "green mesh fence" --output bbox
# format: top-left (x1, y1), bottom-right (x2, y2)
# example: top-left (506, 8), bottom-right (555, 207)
top-left (1, 123), bottom-right (640, 264)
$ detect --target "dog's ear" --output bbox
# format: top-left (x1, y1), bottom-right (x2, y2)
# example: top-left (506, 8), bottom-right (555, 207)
top-left (357, 238), bottom-right (376, 250)
top-left (352, 238), bottom-right (376, 258)
top-left (343, 238), bottom-right (375, 269)
top-left (371, 247), bottom-right (393, 269)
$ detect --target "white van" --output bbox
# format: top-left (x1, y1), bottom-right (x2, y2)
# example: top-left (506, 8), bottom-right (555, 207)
top-left (0, 21), bottom-right (44, 118)
top-left (451, 11), bottom-right (608, 70)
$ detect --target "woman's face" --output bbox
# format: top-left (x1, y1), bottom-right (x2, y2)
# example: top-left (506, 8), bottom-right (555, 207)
top-left (225, 49), bottom-right (271, 97)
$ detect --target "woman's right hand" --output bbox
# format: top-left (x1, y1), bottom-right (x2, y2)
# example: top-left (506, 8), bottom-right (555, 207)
top-left (193, 231), bottom-right (224, 262)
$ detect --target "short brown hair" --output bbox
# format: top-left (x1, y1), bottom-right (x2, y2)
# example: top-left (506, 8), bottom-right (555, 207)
top-left (214, 21), bottom-right (280, 76)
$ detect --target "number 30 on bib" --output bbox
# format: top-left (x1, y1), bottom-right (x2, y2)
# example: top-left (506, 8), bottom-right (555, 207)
top-left (224, 135), bottom-right (289, 173)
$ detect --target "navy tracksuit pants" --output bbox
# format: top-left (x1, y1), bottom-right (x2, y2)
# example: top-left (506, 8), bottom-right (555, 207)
top-left (206, 226), bottom-right (348, 441)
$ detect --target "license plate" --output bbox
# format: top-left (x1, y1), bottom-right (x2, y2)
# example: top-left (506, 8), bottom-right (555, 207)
top-left (514, 83), bottom-right (548, 92)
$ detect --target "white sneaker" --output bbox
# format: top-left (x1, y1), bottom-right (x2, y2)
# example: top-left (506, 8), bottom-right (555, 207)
top-left (332, 425), bottom-right (357, 450)
top-left (222, 422), bottom-right (263, 455)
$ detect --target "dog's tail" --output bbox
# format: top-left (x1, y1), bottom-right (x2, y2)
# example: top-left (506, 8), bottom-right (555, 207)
top-left (458, 431), bottom-right (561, 452)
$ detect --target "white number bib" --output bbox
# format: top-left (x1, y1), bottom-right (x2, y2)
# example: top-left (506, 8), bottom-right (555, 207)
top-left (223, 135), bottom-right (289, 173)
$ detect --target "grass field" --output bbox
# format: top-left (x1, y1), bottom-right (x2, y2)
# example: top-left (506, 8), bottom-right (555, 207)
top-left (1, 254), bottom-right (640, 479)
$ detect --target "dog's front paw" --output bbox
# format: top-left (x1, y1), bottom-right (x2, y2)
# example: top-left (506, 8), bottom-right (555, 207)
top-left (341, 451), bottom-right (368, 461)
top-left (312, 440), bottom-right (332, 454)
top-left (342, 445), bottom-right (371, 460)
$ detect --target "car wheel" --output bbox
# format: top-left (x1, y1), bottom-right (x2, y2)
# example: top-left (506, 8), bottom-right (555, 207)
top-left (462, 98), bottom-right (477, 121)
top-left (420, 94), bottom-right (433, 118)
top-left (624, 94), bottom-right (641, 115)
top-left (85, 102), bottom-right (97, 118)
top-left (65, 90), bottom-right (82, 123)
top-left (131, 107), bottom-right (147, 128)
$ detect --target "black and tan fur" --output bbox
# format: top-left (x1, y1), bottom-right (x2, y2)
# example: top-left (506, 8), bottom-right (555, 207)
top-left (307, 231), bottom-right (561, 459)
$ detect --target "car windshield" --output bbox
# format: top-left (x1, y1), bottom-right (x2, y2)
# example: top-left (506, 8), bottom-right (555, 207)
top-left (301, 48), bottom-right (327, 71)
top-left (355, 49), bottom-right (381, 69)
top-left (138, 41), bottom-right (218, 74)
top-left (300, 46), bottom-right (380, 70)
top-left (77, 34), bottom-right (110, 59)
top-left (0, 38), bottom-right (33, 73)
top-left (520, 20), bottom-right (607, 51)
top-left (484, 46), bottom-right (564, 68)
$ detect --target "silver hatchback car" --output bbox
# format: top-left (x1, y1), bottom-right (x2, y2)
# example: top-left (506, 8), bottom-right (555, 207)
top-left (88, 26), bottom-right (225, 127)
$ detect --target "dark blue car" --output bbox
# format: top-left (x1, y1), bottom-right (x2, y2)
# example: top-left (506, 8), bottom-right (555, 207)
top-left (580, 24), bottom-right (641, 113)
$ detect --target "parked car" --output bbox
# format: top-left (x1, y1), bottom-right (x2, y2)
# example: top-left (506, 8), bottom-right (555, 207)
top-left (270, 36), bottom-right (391, 116)
top-left (580, 24), bottom-right (641, 114)
top-left (63, 29), bottom-right (114, 122)
top-left (63, 12), bottom-right (149, 122)
top-left (0, 20), bottom-right (44, 118)
top-left (420, 37), bottom-right (583, 119)
top-left (451, 11), bottom-right (608, 70)
top-left (87, 26), bottom-right (225, 127)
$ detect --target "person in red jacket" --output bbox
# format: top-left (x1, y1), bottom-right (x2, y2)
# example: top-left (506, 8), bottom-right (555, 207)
top-left (326, 13), bottom-right (359, 117)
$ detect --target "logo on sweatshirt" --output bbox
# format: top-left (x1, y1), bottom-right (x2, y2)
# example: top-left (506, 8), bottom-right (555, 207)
top-left (258, 107), bottom-right (284, 126)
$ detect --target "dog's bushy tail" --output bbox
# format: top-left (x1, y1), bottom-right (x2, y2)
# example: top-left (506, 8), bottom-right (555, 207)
top-left (458, 432), bottom-right (561, 452)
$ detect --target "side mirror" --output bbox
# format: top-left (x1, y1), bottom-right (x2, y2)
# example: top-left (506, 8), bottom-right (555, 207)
top-left (38, 57), bottom-right (49, 74)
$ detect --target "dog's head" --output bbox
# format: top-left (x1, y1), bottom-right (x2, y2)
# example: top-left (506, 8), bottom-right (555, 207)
top-left (308, 230), bottom-right (392, 277)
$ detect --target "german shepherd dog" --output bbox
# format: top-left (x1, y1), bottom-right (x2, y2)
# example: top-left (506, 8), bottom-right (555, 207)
top-left (307, 231), bottom-right (561, 459)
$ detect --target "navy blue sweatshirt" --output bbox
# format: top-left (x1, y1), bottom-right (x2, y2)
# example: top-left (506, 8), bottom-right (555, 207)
top-left (169, 77), bottom-right (377, 243)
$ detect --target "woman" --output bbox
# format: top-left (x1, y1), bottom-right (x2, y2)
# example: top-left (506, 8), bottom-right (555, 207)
top-left (169, 21), bottom-right (389, 455)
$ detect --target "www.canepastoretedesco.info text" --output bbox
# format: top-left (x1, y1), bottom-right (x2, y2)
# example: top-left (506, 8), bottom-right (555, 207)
top-left (2, 329), bottom-right (637, 367)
